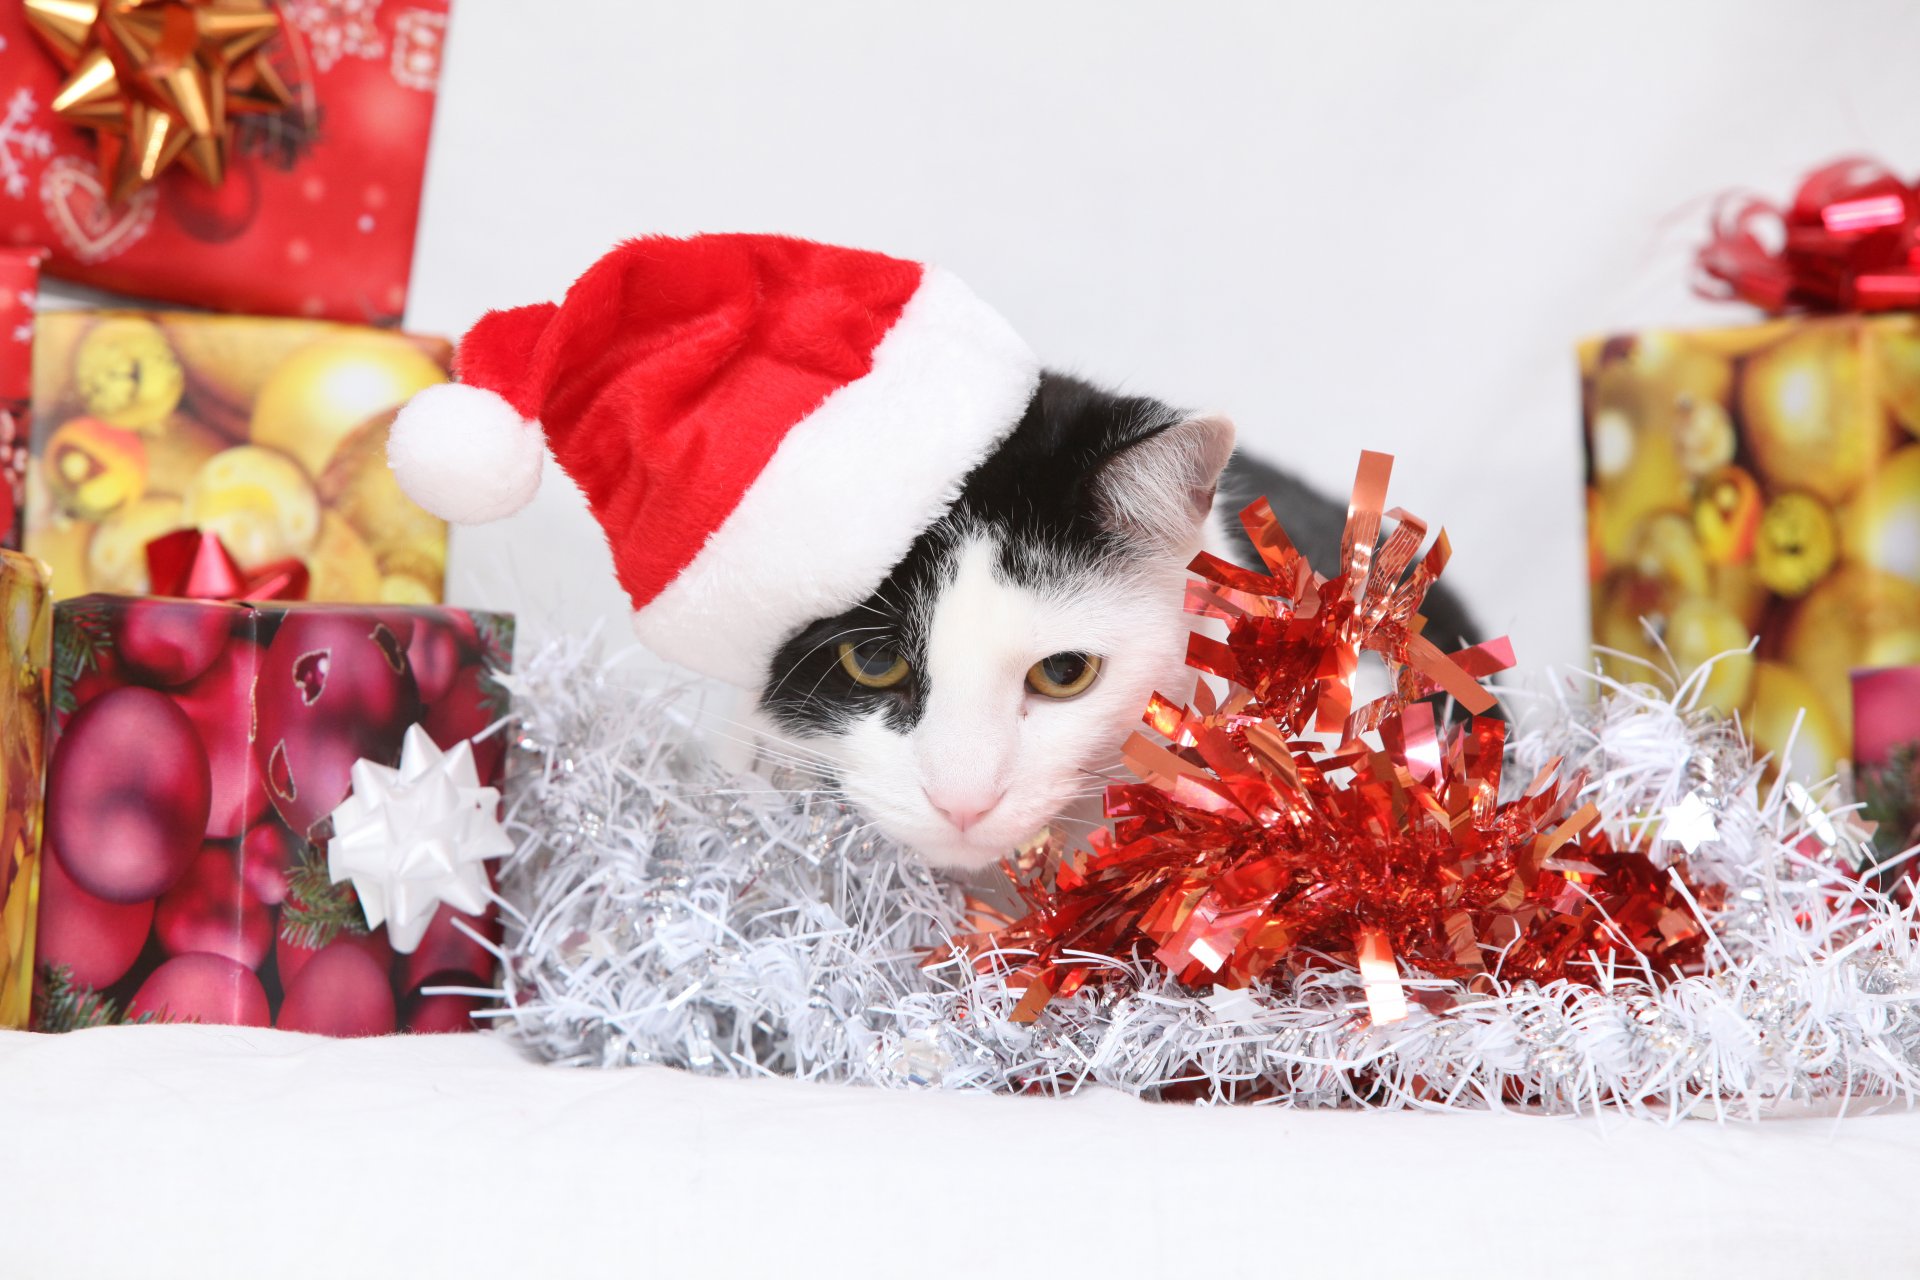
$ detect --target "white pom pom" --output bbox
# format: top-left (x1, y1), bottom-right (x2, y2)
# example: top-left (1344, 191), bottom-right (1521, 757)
top-left (388, 382), bottom-right (545, 524)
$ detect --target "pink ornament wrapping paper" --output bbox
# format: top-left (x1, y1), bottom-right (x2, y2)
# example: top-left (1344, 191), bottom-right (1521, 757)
top-left (19, 595), bottom-right (512, 1035)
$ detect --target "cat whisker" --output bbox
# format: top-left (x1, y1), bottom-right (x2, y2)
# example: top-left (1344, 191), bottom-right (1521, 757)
top-left (694, 724), bottom-right (837, 773)
top-left (779, 624), bottom-right (891, 686)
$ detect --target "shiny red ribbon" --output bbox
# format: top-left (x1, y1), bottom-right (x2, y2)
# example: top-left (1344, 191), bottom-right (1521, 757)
top-left (1697, 157), bottom-right (1920, 313)
top-left (935, 453), bottom-right (1712, 1025)
top-left (144, 529), bottom-right (309, 601)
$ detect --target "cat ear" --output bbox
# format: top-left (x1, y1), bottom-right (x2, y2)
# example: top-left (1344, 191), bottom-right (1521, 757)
top-left (1092, 413), bottom-right (1237, 551)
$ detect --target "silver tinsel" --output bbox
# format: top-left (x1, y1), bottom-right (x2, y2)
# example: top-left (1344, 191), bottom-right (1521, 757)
top-left (481, 636), bottom-right (1920, 1117)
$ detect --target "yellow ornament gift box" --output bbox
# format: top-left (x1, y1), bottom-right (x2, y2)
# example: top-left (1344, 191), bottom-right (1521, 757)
top-left (22, 311), bottom-right (455, 605)
top-left (1582, 312), bottom-right (1920, 780)
top-left (0, 549), bottom-right (52, 1029)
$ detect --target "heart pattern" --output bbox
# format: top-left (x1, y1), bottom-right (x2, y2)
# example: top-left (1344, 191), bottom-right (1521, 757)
top-left (39, 156), bottom-right (157, 264)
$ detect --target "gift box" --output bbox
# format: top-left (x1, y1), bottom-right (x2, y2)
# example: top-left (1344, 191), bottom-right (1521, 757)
top-left (0, 0), bottom-right (448, 324)
top-left (1581, 312), bottom-right (1920, 781)
top-left (0, 550), bottom-right (51, 1029)
top-left (21, 595), bottom-right (513, 1035)
top-left (0, 247), bottom-right (44, 549)
top-left (23, 308), bottom-right (453, 601)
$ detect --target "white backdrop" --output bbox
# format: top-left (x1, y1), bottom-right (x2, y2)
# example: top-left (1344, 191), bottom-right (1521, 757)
top-left (410, 0), bottom-right (1920, 676)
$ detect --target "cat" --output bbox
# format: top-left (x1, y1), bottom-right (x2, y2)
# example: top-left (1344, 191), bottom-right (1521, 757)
top-left (756, 371), bottom-right (1479, 870)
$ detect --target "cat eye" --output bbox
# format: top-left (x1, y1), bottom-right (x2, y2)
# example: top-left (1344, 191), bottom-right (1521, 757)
top-left (837, 640), bottom-right (911, 690)
top-left (1026, 651), bottom-right (1102, 699)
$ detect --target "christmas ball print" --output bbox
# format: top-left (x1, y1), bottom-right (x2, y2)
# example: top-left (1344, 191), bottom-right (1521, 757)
top-left (1739, 323), bottom-right (1891, 504)
top-left (34, 843), bottom-right (155, 991)
top-left (48, 687), bottom-right (212, 903)
top-left (163, 154), bottom-right (262, 244)
top-left (43, 417), bottom-right (148, 521)
top-left (423, 662), bottom-right (503, 780)
top-left (116, 598), bottom-right (231, 687)
top-left (154, 844), bottom-right (272, 969)
top-left (1662, 598), bottom-right (1755, 714)
top-left (1840, 444), bottom-right (1920, 586)
top-left (305, 514), bottom-right (383, 602)
top-left (1692, 466), bottom-right (1763, 565)
top-left (406, 617), bottom-right (465, 704)
top-left (275, 924), bottom-right (392, 993)
top-left (1864, 316), bottom-right (1920, 438)
top-left (1753, 492), bottom-right (1838, 598)
top-left (130, 952), bottom-right (270, 1027)
top-left (159, 315), bottom-right (336, 417)
top-left (400, 902), bottom-right (497, 993)
top-left (240, 822), bottom-right (297, 906)
top-left (171, 637), bottom-right (270, 839)
top-left (277, 941), bottom-right (396, 1037)
top-left (74, 317), bottom-right (186, 433)
top-left (1782, 566), bottom-right (1920, 745)
top-left (86, 495), bottom-right (185, 594)
top-left (249, 335), bottom-right (446, 477)
top-left (317, 412), bottom-right (448, 589)
top-left (254, 611), bottom-right (420, 837)
top-left (180, 445), bottom-right (322, 567)
top-left (1746, 661), bottom-right (1845, 787)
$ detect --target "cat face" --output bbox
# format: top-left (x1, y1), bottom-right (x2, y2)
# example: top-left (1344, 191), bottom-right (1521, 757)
top-left (760, 373), bottom-right (1234, 870)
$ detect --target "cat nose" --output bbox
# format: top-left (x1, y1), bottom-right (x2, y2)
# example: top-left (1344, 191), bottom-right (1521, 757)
top-left (923, 787), bottom-right (1006, 834)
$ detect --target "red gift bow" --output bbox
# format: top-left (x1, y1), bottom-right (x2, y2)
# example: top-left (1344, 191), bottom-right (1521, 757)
top-left (144, 528), bottom-right (308, 601)
top-left (1697, 157), bottom-right (1920, 314)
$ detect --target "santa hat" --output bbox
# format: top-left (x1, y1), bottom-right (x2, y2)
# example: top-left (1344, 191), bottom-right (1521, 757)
top-left (389, 234), bottom-right (1038, 687)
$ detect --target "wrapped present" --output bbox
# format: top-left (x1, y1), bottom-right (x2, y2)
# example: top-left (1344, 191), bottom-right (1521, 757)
top-left (23, 308), bottom-right (453, 602)
top-left (0, 247), bottom-right (44, 548)
top-left (1581, 312), bottom-right (1920, 781)
top-left (26, 595), bottom-right (514, 1035)
top-left (0, 0), bottom-right (448, 324)
top-left (0, 550), bottom-right (51, 1029)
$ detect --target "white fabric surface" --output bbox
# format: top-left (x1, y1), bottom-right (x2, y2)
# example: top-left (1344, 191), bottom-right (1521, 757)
top-left (2, 1024), bottom-right (1916, 1279)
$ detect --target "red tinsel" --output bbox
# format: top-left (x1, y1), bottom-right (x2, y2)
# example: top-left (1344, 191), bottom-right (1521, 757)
top-left (1696, 156), bottom-right (1920, 314)
top-left (941, 452), bottom-right (1712, 1024)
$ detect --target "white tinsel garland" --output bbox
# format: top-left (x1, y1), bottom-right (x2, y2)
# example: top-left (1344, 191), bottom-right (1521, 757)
top-left (478, 634), bottom-right (1920, 1117)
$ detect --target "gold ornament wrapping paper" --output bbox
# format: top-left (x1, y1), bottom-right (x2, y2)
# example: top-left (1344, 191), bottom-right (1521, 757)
top-left (0, 551), bottom-right (52, 1028)
top-left (23, 311), bottom-right (453, 604)
top-left (1583, 312), bottom-right (1920, 781)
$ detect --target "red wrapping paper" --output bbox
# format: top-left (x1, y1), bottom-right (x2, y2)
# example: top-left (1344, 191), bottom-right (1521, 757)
top-left (18, 595), bottom-right (513, 1035)
top-left (0, 1), bottom-right (447, 325)
top-left (0, 247), bottom-right (42, 548)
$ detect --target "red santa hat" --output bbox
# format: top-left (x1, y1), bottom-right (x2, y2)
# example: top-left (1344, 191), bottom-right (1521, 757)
top-left (389, 233), bottom-right (1038, 686)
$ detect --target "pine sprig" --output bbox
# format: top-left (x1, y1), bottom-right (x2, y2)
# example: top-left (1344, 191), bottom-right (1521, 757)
top-left (473, 612), bottom-right (515, 722)
top-left (473, 612), bottom-right (515, 669)
top-left (32, 962), bottom-right (147, 1032)
top-left (233, 103), bottom-right (324, 170)
top-left (1859, 742), bottom-right (1920, 890)
top-left (50, 603), bottom-right (114, 716)
top-left (278, 839), bottom-right (368, 950)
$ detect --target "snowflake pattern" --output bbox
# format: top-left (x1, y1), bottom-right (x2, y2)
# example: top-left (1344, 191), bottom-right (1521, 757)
top-left (0, 89), bottom-right (54, 201)
top-left (12, 289), bottom-right (32, 345)
top-left (283, 0), bottom-right (386, 73)
top-left (389, 8), bottom-right (446, 92)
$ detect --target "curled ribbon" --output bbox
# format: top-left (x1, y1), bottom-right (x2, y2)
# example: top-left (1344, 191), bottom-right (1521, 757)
top-left (1697, 157), bottom-right (1920, 314)
top-left (144, 528), bottom-right (308, 601)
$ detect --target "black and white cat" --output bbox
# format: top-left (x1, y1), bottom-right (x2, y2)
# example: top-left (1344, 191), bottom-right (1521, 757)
top-left (757, 372), bottom-right (1477, 870)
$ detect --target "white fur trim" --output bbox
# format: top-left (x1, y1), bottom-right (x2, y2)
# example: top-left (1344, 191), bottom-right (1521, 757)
top-left (388, 382), bottom-right (546, 524)
top-left (632, 267), bottom-right (1039, 686)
